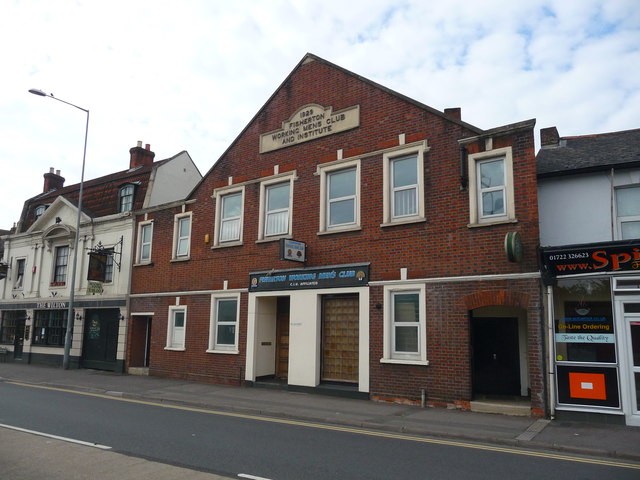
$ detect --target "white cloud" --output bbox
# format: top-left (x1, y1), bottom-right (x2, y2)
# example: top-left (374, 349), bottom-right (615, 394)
top-left (0, 0), bottom-right (638, 230)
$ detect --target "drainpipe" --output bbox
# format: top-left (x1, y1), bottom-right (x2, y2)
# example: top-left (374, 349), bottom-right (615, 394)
top-left (546, 285), bottom-right (556, 418)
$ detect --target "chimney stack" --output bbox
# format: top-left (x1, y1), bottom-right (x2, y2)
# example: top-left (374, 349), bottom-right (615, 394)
top-left (540, 127), bottom-right (560, 148)
top-left (129, 141), bottom-right (155, 169)
top-left (43, 167), bottom-right (65, 193)
top-left (444, 107), bottom-right (462, 121)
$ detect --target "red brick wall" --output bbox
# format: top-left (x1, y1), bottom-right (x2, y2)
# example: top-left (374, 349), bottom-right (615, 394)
top-left (129, 56), bottom-right (543, 408)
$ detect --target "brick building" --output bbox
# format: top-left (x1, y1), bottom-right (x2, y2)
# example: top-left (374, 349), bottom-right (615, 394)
top-left (129, 54), bottom-right (545, 415)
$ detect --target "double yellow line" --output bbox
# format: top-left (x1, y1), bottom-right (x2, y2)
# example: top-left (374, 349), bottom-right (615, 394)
top-left (7, 381), bottom-right (640, 471)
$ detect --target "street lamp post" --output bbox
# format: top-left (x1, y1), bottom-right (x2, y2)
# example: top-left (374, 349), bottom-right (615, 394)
top-left (29, 88), bottom-right (89, 370)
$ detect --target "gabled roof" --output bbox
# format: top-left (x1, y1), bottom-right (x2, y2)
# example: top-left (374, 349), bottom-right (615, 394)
top-left (189, 52), bottom-right (486, 196)
top-left (537, 128), bottom-right (640, 177)
top-left (17, 156), bottom-right (175, 233)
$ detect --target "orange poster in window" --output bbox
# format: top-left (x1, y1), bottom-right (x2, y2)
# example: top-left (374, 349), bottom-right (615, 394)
top-left (568, 372), bottom-right (607, 400)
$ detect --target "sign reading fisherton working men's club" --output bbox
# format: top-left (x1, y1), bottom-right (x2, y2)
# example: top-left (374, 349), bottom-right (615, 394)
top-left (260, 103), bottom-right (360, 153)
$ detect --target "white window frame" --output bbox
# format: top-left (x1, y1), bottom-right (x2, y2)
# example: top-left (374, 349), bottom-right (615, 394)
top-left (615, 184), bottom-right (640, 240)
top-left (318, 160), bottom-right (361, 233)
top-left (166, 305), bottom-right (187, 350)
top-left (136, 221), bottom-right (153, 264)
top-left (467, 146), bottom-right (515, 226)
top-left (13, 258), bottom-right (26, 290)
top-left (52, 245), bottom-right (70, 285)
top-left (172, 213), bottom-right (192, 260)
top-left (381, 283), bottom-right (428, 365)
top-left (213, 186), bottom-right (245, 247)
top-left (382, 144), bottom-right (426, 226)
top-left (119, 184), bottom-right (135, 213)
top-left (258, 176), bottom-right (293, 241)
top-left (104, 251), bottom-right (114, 283)
top-left (207, 292), bottom-right (241, 353)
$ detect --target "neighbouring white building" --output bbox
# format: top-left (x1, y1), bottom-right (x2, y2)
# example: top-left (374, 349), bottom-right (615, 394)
top-left (0, 142), bottom-right (201, 371)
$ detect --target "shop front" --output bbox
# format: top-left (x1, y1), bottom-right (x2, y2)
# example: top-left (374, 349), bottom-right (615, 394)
top-left (542, 241), bottom-right (640, 426)
top-left (245, 264), bottom-right (370, 395)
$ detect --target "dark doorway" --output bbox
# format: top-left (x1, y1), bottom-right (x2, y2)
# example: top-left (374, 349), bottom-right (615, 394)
top-left (275, 297), bottom-right (290, 379)
top-left (81, 309), bottom-right (119, 371)
top-left (472, 317), bottom-right (521, 396)
top-left (129, 316), bottom-right (152, 368)
top-left (321, 294), bottom-right (359, 383)
top-left (13, 315), bottom-right (26, 360)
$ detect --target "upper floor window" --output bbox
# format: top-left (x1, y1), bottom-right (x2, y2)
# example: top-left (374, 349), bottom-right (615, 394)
top-left (318, 160), bottom-right (360, 233)
top-left (35, 204), bottom-right (48, 220)
top-left (14, 258), bottom-right (26, 289)
top-left (137, 222), bottom-right (153, 264)
top-left (214, 188), bottom-right (244, 246)
top-left (166, 306), bottom-right (186, 350)
top-left (467, 146), bottom-right (515, 226)
top-left (382, 144), bottom-right (426, 226)
top-left (119, 184), bottom-right (135, 213)
top-left (53, 246), bottom-right (69, 285)
top-left (616, 185), bottom-right (640, 239)
top-left (173, 213), bottom-right (192, 259)
top-left (104, 251), bottom-right (114, 283)
top-left (259, 179), bottom-right (292, 239)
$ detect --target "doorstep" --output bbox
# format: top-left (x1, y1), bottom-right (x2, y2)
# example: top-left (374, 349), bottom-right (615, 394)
top-left (470, 396), bottom-right (531, 416)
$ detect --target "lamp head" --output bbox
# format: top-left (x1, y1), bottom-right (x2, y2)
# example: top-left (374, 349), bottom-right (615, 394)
top-left (28, 88), bottom-right (48, 96)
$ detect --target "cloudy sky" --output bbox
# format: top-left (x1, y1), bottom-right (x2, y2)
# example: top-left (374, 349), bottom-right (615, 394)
top-left (1, 0), bottom-right (638, 230)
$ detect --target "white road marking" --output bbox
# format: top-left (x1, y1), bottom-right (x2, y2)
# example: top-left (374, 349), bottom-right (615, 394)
top-left (0, 423), bottom-right (112, 450)
top-left (238, 474), bottom-right (273, 480)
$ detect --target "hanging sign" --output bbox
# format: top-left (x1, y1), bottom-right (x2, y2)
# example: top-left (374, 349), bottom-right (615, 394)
top-left (87, 252), bottom-right (107, 282)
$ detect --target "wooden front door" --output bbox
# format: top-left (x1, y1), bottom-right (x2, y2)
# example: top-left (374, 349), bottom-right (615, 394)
top-left (321, 295), bottom-right (359, 383)
top-left (275, 297), bottom-right (290, 379)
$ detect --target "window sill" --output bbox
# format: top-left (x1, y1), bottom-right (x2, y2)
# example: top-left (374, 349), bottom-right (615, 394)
top-left (206, 348), bottom-right (240, 355)
top-left (164, 347), bottom-right (186, 351)
top-left (467, 218), bottom-right (517, 228)
top-left (380, 358), bottom-right (429, 366)
top-left (49, 282), bottom-right (66, 288)
top-left (212, 241), bottom-right (243, 249)
top-left (134, 261), bottom-right (154, 267)
top-left (256, 235), bottom-right (291, 244)
top-left (170, 256), bottom-right (191, 263)
top-left (317, 226), bottom-right (361, 236)
top-left (380, 217), bottom-right (426, 228)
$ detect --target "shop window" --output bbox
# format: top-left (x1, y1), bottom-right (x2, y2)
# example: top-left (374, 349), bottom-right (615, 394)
top-left (119, 184), bottom-right (135, 213)
top-left (615, 185), bottom-right (640, 240)
top-left (166, 306), bottom-right (187, 350)
top-left (382, 284), bottom-right (428, 364)
top-left (553, 278), bottom-right (615, 364)
top-left (213, 188), bottom-right (244, 246)
top-left (467, 147), bottom-right (515, 226)
top-left (13, 258), bottom-right (26, 289)
top-left (382, 146), bottom-right (426, 226)
top-left (172, 213), bottom-right (192, 260)
top-left (318, 161), bottom-right (360, 233)
top-left (258, 178), bottom-right (292, 240)
top-left (32, 310), bottom-right (67, 346)
top-left (52, 245), bottom-right (69, 285)
top-left (0, 311), bottom-right (21, 344)
top-left (136, 221), bottom-right (153, 264)
top-left (208, 293), bottom-right (240, 353)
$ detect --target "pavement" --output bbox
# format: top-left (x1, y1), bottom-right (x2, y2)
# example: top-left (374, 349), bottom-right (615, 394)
top-left (1, 362), bottom-right (640, 478)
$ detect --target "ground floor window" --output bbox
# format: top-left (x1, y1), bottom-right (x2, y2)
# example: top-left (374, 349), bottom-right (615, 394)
top-left (32, 310), bottom-right (67, 346)
top-left (382, 283), bottom-right (427, 364)
top-left (1, 311), bottom-right (21, 344)
top-left (553, 277), bottom-right (620, 408)
top-left (209, 293), bottom-right (240, 352)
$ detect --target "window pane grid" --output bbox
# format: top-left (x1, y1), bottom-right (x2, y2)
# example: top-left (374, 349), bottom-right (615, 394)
top-left (391, 156), bottom-right (418, 219)
top-left (477, 158), bottom-right (506, 218)
top-left (392, 292), bottom-right (420, 356)
top-left (215, 299), bottom-right (238, 347)
top-left (265, 183), bottom-right (290, 237)
top-left (328, 168), bottom-right (356, 227)
top-left (140, 224), bottom-right (152, 262)
top-left (176, 217), bottom-right (190, 257)
top-left (54, 246), bottom-right (69, 283)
